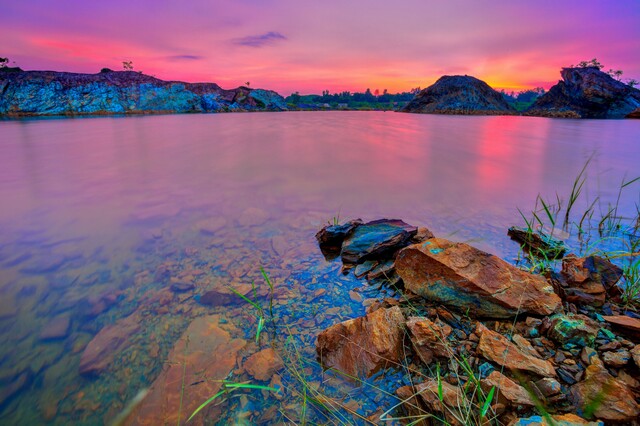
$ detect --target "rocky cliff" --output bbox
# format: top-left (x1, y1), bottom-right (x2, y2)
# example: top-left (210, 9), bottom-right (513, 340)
top-left (0, 70), bottom-right (287, 116)
top-left (526, 67), bottom-right (640, 119)
top-left (402, 75), bottom-right (516, 115)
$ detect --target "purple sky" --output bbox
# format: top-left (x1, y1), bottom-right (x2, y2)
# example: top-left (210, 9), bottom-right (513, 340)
top-left (2, 0), bottom-right (639, 94)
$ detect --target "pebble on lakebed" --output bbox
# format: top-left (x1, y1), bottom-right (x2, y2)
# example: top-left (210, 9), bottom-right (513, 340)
top-left (313, 218), bottom-right (640, 424)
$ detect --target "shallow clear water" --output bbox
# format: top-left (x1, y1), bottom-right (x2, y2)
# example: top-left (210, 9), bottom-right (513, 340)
top-left (0, 112), bottom-right (639, 424)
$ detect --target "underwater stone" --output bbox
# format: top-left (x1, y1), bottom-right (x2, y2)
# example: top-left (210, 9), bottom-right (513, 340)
top-left (243, 348), bottom-right (284, 381)
top-left (396, 238), bottom-right (562, 318)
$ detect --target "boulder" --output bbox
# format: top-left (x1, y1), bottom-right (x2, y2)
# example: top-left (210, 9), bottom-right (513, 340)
top-left (406, 317), bottom-right (452, 364)
top-left (341, 219), bottom-right (417, 264)
top-left (507, 226), bottom-right (566, 259)
top-left (476, 323), bottom-right (556, 377)
top-left (316, 306), bottom-right (405, 378)
top-left (402, 75), bottom-right (517, 115)
top-left (126, 315), bottom-right (246, 425)
top-left (396, 239), bottom-right (561, 318)
top-left (546, 314), bottom-right (600, 348)
top-left (526, 67), bottom-right (640, 119)
top-left (79, 313), bottom-right (141, 375)
top-left (569, 364), bottom-right (640, 422)
top-left (243, 348), bottom-right (284, 381)
top-left (481, 370), bottom-right (535, 407)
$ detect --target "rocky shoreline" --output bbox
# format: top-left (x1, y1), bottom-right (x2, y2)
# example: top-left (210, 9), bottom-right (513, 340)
top-left (314, 218), bottom-right (640, 425)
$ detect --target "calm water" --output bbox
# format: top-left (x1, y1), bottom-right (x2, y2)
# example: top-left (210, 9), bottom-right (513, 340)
top-left (0, 112), bottom-right (639, 425)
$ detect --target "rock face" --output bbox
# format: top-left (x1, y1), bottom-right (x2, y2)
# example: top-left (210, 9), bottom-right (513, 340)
top-left (396, 239), bottom-right (562, 318)
top-left (127, 315), bottom-right (246, 425)
top-left (0, 70), bottom-right (287, 116)
top-left (402, 75), bottom-right (516, 115)
top-left (316, 306), bottom-right (405, 378)
top-left (526, 67), bottom-right (640, 118)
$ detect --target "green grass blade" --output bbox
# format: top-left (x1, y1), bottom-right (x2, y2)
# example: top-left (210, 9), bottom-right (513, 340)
top-left (187, 389), bottom-right (228, 422)
top-left (480, 386), bottom-right (495, 417)
top-left (229, 287), bottom-right (261, 311)
top-left (256, 316), bottom-right (265, 343)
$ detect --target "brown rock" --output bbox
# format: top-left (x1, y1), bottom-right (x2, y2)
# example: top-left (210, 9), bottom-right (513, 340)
top-left (476, 323), bottom-right (556, 377)
top-left (561, 255), bottom-right (622, 304)
top-left (396, 239), bottom-right (561, 318)
top-left (632, 345), bottom-right (640, 368)
top-left (533, 377), bottom-right (562, 398)
top-left (481, 370), bottom-right (535, 407)
top-left (406, 317), bottom-right (452, 364)
top-left (127, 315), bottom-right (246, 425)
top-left (39, 315), bottom-right (71, 340)
top-left (569, 364), bottom-right (640, 422)
top-left (316, 306), bottom-right (404, 378)
top-left (396, 385), bottom-right (429, 425)
top-left (415, 378), bottom-right (464, 426)
top-left (411, 226), bottom-right (435, 243)
top-left (603, 315), bottom-right (640, 336)
top-left (79, 313), bottom-right (141, 375)
top-left (602, 350), bottom-right (630, 367)
top-left (243, 348), bottom-right (284, 381)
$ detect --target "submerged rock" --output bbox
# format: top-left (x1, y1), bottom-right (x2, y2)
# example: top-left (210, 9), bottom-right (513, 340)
top-left (396, 239), bottom-right (561, 318)
top-left (79, 313), bottom-right (141, 375)
top-left (476, 323), bottom-right (556, 377)
top-left (243, 348), bottom-right (284, 381)
top-left (507, 226), bottom-right (566, 259)
top-left (340, 219), bottom-right (418, 264)
top-left (39, 315), bottom-right (71, 340)
top-left (526, 67), bottom-right (640, 119)
top-left (316, 306), bottom-right (404, 378)
top-left (402, 75), bottom-right (516, 115)
top-left (0, 370), bottom-right (32, 407)
top-left (127, 315), bottom-right (246, 425)
top-left (569, 363), bottom-right (640, 422)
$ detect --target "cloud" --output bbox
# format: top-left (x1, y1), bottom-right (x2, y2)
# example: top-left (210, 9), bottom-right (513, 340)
top-left (232, 31), bottom-right (286, 47)
top-left (166, 55), bottom-right (203, 61)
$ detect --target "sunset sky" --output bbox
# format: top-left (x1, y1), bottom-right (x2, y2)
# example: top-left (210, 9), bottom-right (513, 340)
top-left (2, 0), bottom-right (639, 95)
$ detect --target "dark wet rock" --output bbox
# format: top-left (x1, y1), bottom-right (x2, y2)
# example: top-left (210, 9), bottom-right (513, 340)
top-left (557, 367), bottom-right (577, 385)
top-left (316, 306), bottom-right (405, 378)
top-left (602, 315), bottom-right (640, 337)
top-left (366, 259), bottom-right (395, 281)
top-left (569, 363), bottom-right (640, 422)
top-left (476, 323), bottom-right (556, 377)
top-left (507, 226), bottom-right (567, 259)
top-left (341, 219), bottom-right (417, 264)
top-left (0, 370), bottom-right (32, 407)
top-left (509, 414), bottom-right (603, 425)
top-left (406, 316), bottom-right (452, 364)
top-left (402, 75), bottom-right (516, 115)
top-left (79, 313), bottom-right (141, 375)
top-left (127, 315), bottom-right (246, 425)
top-left (0, 70), bottom-right (287, 117)
top-left (628, 107), bottom-right (640, 118)
top-left (243, 348), bottom-right (284, 381)
top-left (546, 314), bottom-right (599, 348)
top-left (315, 219), bottom-right (362, 256)
top-left (481, 370), bottom-right (535, 407)
top-left (602, 349), bottom-right (630, 367)
top-left (39, 315), bottom-right (71, 340)
top-left (396, 238), bottom-right (561, 318)
top-left (526, 67), bottom-right (640, 119)
top-left (197, 287), bottom-right (248, 307)
top-left (354, 260), bottom-right (377, 278)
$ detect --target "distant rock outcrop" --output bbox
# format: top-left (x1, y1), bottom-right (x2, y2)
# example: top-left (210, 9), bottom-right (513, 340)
top-left (402, 75), bottom-right (516, 115)
top-left (0, 70), bottom-right (287, 116)
top-left (526, 67), bottom-right (640, 119)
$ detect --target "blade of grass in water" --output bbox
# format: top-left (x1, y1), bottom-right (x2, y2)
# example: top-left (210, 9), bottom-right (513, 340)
top-left (188, 383), bottom-right (278, 422)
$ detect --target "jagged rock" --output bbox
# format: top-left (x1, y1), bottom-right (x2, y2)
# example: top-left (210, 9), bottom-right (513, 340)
top-left (79, 313), bottom-right (141, 375)
top-left (0, 70), bottom-right (287, 116)
top-left (341, 219), bottom-right (417, 264)
top-left (396, 239), bottom-right (561, 318)
top-left (127, 315), bottom-right (246, 425)
top-left (406, 317), bottom-right (452, 364)
top-left (481, 370), bottom-right (535, 407)
top-left (507, 226), bottom-right (566, 259)
top-left (243, 348), bottom-right (284, 381)
top-left (414, 378), bottom-right (464, 426)
top-left (526, 67), bottom-right (640, 119)
top-left (546, 314), bottom-right (600, 348)
top-left (476, 323), bottom-right (556, 377)
top-left (532, 378), bottom-right (562, 398)
top-left (602, 315), bottom-right (640, 337)
top-left (366, 259), bottom-right (395, 281)
top-left (602, 350), bottom-right (630, 367)
top-left (569, 363), bottom-right (640, 422)
top-left (402, 75), bottom-right (516, 115)
top-left (412, 227), bottom-right (435, 243)
top-left (559, 255), bottom-right (622, 305)
top-left (39, 315), bottom-right (71, 340)
top-left (316, 306), bottom-right (405, 378)
top-left (509, 413), bottom-right (603, 425)
top-left (315, 219), bottom-right (362, 255)
top-left (354, 260), bottom-right (377, 278)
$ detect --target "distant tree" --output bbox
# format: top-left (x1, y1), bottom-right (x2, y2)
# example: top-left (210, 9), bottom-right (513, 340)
top-left (627, 79), bottom-right (638, 88)
top-left (0, 57), bottom-right (8, 68)
top-left (607, 69), bottom-right (623, 81)
top-left (374, 89), bottom-right (380, 96)
top-left (245, 81), bottom-right (251, 87)
top-left (290, 91), bottom-right (301, 104)
top-left (122, 61), bottom-right (134, 71)
top-left (100, 68), bottom-right (113, 73)
top-left (574, 58), bottom-right (604, 69)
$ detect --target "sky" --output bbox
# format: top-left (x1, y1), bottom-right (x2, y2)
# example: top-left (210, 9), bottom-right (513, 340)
top-left (1, 0), bottom-right (639, 95)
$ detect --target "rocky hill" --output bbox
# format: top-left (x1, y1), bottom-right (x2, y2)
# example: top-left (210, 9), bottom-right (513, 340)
top-left (526, 67), bottom-right (640, 119)
top-left (402, 75), bottom-right (516, 115)
top-left (0, 70), bottom-right (287, 116)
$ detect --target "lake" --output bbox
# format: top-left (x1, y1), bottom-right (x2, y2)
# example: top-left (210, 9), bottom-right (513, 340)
top-left (0, 112), bottom-right (639, 425)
